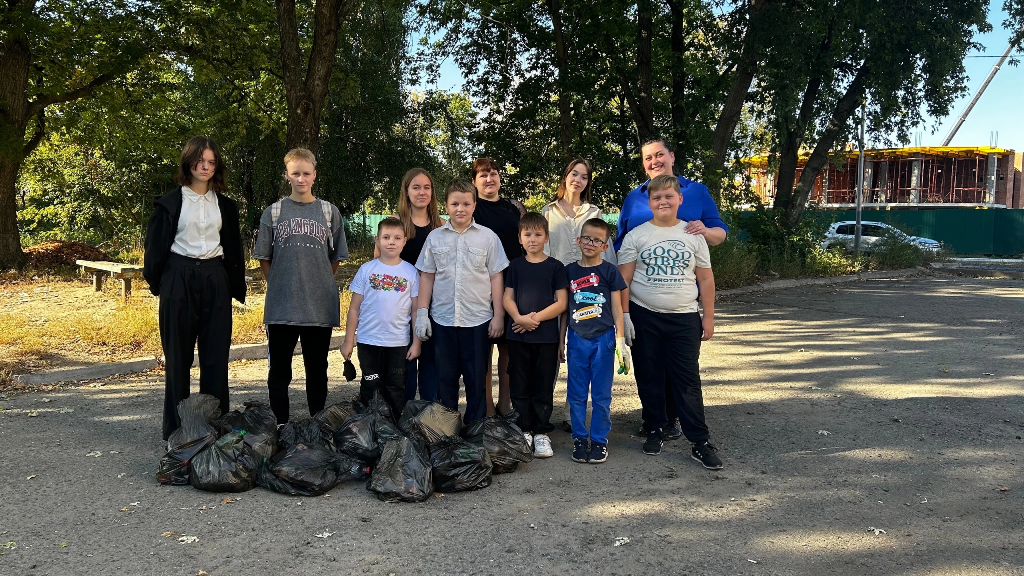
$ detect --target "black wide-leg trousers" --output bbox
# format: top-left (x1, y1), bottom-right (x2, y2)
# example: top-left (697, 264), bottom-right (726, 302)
top-left (159, 254), bottom-right (232, 440)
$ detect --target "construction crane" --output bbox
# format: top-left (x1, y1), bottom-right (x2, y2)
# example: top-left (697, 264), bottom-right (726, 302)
top-left (941, 42), bottom-right (1015, 146)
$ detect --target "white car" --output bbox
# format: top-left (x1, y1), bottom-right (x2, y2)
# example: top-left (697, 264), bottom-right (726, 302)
top-left (821, 221), bottom-right (941, 253)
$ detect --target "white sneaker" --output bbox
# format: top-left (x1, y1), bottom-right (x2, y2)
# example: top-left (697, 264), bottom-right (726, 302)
top-left (533, 434), bottom-right (554, 458)
top-left (523, 432), bottom-right (533, 451)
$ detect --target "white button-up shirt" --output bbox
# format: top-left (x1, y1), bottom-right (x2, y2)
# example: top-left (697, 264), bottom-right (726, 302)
top-left (171, 186), bottom-right (224, 259)
top-left (541, 200), bottom-right (617, 265)
top-left (416, 219), bottom-right (509, 327)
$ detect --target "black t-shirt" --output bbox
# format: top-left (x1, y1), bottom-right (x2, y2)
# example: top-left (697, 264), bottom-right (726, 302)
top-left (504, 256), bottom-right (569, 343)
top-left (474, 196), bottom-right (523, 264)
top-left (565, 261), bottom-right (627, 340)
top-left (400, 223), bottom-right (432, 266)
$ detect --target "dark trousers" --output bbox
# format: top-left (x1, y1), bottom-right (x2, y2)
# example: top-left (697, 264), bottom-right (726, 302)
top-left (266, 324), bottom-right (332, 424)
top-left (507, 340), bottom-right (558, 434)
top-left (357, 343), bottom-right (408, 420)
top-left (404, 335), bottom-right (438, 402)
top-left (159, 254), bottom-right (232, 440)
top-left (630, 304), bottom-right (709, 443)
top-left (432, 320), bottom-right (489, 424)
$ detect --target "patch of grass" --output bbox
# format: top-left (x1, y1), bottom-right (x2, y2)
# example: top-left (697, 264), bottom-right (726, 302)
top-left (805, 246), bottom-right (859, 277)
top-left (67, 296), bottom-right (162, 354)
top-left (232, 301), bottom-right (266, 344)
top-left (870, 234), bottom-right (926, 269)
top-left (708, 238), bottom-right (758, 290)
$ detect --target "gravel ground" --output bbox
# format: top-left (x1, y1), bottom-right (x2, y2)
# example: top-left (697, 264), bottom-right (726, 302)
top-left (1, 275), bottom-right (1023, 576)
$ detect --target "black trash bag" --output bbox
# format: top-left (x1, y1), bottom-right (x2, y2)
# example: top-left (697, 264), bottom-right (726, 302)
top-left (278, 418), bottom-right (335, 453)
top-left (314, 402), bottom-right (356, 431)
top-left (212, 409), bottom-right (244, 437)
top-left (335, 393), bottom-right (401, 463)
top-left (334, 412), bottom-right (380, 463)
top-left (399, 400), bottom-right (463, 444)
top-left (240, 401), bottom-right (278, 459)
top-left (367, 437), bottom-right (433, 503)
top-left (462, 411), bottom-right (533, 474)
top-left (156, 394), bottom-right (222, 485)
top-left (256, 444), bottom-right (344, 497)
top-left (428, 437), bottom-right (492, 492)
top-left (189, 431), bottom-right (260, 492)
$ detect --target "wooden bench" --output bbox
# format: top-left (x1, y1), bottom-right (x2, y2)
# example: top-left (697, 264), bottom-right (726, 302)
top-left (76, 260), bottom-right (145, 299)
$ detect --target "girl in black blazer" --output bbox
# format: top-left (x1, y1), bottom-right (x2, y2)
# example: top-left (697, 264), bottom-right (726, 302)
top-left (143, 137), bottom-right (247, 440)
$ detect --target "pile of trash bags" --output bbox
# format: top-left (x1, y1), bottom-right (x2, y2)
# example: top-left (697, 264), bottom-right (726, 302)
top-left (156, 393), bottom-right (535, 502)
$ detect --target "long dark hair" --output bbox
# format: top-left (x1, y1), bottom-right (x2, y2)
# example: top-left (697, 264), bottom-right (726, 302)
top-left (554, 158), bottom-right (593, 203)
top-left (175, 137), bottom-right (227, 192)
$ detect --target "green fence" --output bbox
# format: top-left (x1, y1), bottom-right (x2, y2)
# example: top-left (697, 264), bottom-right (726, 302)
top-left (817, 209), bottom-right (1024, 256)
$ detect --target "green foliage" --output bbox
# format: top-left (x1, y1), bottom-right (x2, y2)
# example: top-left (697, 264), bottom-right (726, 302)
top-left (870, 232), bottom-right (926, 269)
top-left (707, 237), bottom-right (758, 290)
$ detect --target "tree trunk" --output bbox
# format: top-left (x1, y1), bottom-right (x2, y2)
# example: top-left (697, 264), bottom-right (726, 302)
top-left (709, 0), bottom-right (771, 171)
top-left (776, 63), bottom-right (870, 225)
top-left (276, 0), bottom-right (359, 153)
top-left (0, 11), bottom-right (33, 269)
top-left (668, 0), bottom-right (687, 160)
top-left (546, 0), bottom-right (573, 161)
top-left (634, 0), bottom-right (655, 146)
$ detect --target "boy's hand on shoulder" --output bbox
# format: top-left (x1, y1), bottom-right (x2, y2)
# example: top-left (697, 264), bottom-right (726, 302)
top-left (701, 316), bottom-right (714, 341)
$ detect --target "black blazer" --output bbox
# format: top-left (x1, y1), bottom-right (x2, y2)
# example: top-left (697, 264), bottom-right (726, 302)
top-left (143, 187), bottom-right (247, 304)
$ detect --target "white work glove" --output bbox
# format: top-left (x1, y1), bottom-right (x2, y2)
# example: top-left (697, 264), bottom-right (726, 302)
top-left (616, 337), bottom-right (632, 375)
top-left (414, 308), bottom-right (431, 341)
top-left (622, 312), bottom-right (635, 346)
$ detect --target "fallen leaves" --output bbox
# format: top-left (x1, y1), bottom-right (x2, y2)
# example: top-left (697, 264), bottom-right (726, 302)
top-left (161, 532), bottom-right (179, 538)
top-left (220, 497), bottom-right (236, 505)
top-left (27, 411), bottom-right (38, 417)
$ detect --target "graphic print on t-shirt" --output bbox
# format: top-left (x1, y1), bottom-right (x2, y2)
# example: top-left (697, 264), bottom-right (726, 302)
top-left (275, 217), bottom-right (330, 247)
top-left (569, 272), bottom-right (608, 325)
top-left (369, 273), bottom-right (409, 292)
top-left (639, 239), bottom-right (692, 283)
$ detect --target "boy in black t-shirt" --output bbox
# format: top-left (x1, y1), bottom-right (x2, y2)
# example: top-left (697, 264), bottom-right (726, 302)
top-left (559, 218), bottom-right (629, 464)
top-left (503, 212), bottom-right (569, 458)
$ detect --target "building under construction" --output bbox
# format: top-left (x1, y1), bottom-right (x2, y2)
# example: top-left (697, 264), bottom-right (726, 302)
top-left (745, 147), bottom-right (1022, 208)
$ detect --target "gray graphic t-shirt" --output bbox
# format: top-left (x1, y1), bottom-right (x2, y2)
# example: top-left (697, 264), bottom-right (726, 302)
top-left (252, 197), bottom-right (349, 326)
top-left (616, 220), bottom-right (711, 314)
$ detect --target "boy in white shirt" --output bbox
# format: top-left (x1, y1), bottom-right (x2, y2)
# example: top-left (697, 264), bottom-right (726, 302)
top-left (617, 174), bottom-right (722, 470)
top-left (341, 217), bottom-right (421, 419)
top-left (414, 179), bottom-right (509, 423)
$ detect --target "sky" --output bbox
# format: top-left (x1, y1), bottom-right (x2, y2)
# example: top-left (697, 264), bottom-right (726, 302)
top-left (415, 2), bottom-right (1022, 152)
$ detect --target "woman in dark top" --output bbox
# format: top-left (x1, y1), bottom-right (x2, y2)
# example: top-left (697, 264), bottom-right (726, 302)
top-left (143, 137), bottom-right (246, 440)
top-left (386, 168), bottom-right (445, 401)
top-left (471, 157), bottom-right (526, 416)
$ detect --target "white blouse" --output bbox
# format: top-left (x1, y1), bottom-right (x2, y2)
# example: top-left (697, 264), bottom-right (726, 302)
top-left (171, 186), bottom-right (224, 259)
top-left (541, 200), bottom-right (617, 265)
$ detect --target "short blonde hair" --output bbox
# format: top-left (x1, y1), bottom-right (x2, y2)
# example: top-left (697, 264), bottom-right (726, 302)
top-left (648, 174), bottom-right (680, 194)
top-left (284, 147), bottom-right (317, 168)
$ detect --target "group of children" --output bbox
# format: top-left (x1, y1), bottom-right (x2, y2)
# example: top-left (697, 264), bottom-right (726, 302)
top-left (151, 139), bottom-right (722, 472)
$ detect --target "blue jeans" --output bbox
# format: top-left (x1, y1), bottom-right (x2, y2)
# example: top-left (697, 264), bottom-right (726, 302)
top-left (404, 335), bottom-right (438, 402)
top-left (432, 319), bottom-right (490, 424)
top-left (567, 328), bottom-right (616, 445)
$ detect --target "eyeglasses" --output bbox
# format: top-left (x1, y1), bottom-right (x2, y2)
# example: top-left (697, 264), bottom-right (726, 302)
top-left (578, 236), bottom-right (607, 247)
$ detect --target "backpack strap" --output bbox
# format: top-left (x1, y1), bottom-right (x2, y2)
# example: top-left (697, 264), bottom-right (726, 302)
top-left (270, 200), bottom-right (282, 234)
top-left (318, 199), bottom-right (334, 251)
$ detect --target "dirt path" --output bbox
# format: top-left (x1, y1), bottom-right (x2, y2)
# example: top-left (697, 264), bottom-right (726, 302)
top-left (1, 276), bottom-right (1022, 575)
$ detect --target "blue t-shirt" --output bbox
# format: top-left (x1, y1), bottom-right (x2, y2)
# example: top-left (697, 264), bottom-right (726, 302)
top-left (565, 261), bottom-right (627, 340)
top-left (613, 174), bottom-right (728, 250)
top-left (504, 256), bottom-right (569, 343)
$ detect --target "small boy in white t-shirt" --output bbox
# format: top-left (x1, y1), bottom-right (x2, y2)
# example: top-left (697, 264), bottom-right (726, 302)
top-left (341, 217), bottom-right (421, 419)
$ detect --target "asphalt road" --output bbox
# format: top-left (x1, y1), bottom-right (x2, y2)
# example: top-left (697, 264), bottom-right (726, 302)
top-left (1, 275), bottom-right (1022, 576)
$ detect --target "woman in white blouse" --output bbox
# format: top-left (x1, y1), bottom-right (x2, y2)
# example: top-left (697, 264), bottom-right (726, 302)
top-left (144, 137), bottom-right (247, 440)
top-left (541, 158), bottom-right (616, 432)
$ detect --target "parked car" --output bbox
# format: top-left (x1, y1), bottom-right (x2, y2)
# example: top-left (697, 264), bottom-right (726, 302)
top-left (821, 221), bottom-right (942, 253)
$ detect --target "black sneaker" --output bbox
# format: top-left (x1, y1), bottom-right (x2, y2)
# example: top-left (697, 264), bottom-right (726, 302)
top-left (588, 442), bottom-right (608, 464)
top-left (642, 430), bottom-right (663, 455)
top-left (572, 438), bottom-right (589, 463)
top-left (562, 420), bottom-right (573, 433)
top-left (664, 419), bottom-right (683, 440)
top-left (691, 441), bottom-right (723, 470)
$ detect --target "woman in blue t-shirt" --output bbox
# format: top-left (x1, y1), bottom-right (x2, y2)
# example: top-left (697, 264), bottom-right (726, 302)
top-left (614, 137), bottom-right (728, 439)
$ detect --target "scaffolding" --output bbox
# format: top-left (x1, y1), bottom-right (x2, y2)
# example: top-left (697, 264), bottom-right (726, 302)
top-left (743, 146), bottom-right (1021, 208)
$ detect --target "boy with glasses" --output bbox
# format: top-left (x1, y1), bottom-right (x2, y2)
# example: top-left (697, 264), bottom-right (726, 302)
top-left (559, 218), bottom-right (629, 463)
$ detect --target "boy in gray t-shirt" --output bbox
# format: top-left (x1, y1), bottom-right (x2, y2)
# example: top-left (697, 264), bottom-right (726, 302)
top-left (253, 148), bottom-right (348, 424)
